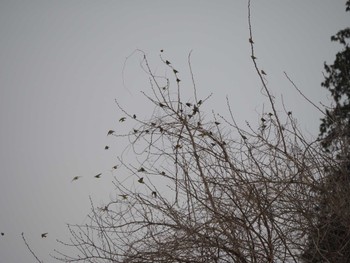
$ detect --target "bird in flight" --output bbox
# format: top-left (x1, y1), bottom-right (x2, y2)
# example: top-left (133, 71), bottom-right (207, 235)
top-left (71, 176), bottom-right (82, 182)
top-left (41, 233), bottom-right (48, 238)
top-left (119, 117), bottom-right (126, 122)
top-left (107, 130), bottom-right (115, 136)
top-left (94, 173), bottom-right (102, 178)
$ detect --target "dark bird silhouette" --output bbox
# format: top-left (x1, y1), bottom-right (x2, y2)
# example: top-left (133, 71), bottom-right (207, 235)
top-left (112, 165), bottom-right (118, 169)
top-left (152, 191), bottom-right (157, 198)
top-left (1, 232), bottom-right (4, 236)
top-left (138, 167), bottom-right (146, 172)
top-left (165, 60), bottom-right (170, 65)
top-left (159, 103), bottom-right (165, 108)
top-left (288, 111), bottom-right (292, 115)
top-left (107, 130), bottom-right (115, 136)
top-left (119, 117), bottom-right (126, 122)
top-left (119, 194), bottom-right (128, 200)
top-left (261, 118), bottom-right (266, 122)
top-left (133, 114), bottom-right (136, 119)
top-left (94, 173), bottom-right (102, 178)
top-left (105, 146), bottom-right (109, 150)
top-left (268, 113), bottom-right (273, 116)
top-left (251, 55), bottom-right (257, 60)
top-left (161, 171), bottom-right (166, 176)
top-left (160, 49), bottom-right (164, 52)
top-left (215, 121), bottom-right (220, 125)
top-left (198, 100), bottom-right (203, 105)
top-left (41, 233), bottom-right (48, 238)
top-left (71, 176), bottom-right (82, 182)
top-left (138, 177), bottom-right (144, 184)
top-left (249, 37), bottom-right (254, 44)
top-left (186, 102), bottom-right (192, 107)
top-left (261, 70), bottom-right (267, 75)
top-left (173, 69), bottom-right (178, 74)
top-left (176, 78), bottom-right (181, 83)
top-left (242, 135), bottom-right (247, 140)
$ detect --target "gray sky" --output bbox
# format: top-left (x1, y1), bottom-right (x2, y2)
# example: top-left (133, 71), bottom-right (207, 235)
top-left (0, 1), bottom-right (348, 262)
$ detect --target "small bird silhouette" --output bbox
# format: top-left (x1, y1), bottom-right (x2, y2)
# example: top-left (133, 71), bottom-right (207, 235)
top-left (288, 111), bottom-right (292, 115)
top-left (176, 78), bottom-right (181, 83)
top-left (249, 37), bottom-right (254, 44)
top-left (242, 135), bottom-right (247, 140)
top-left (138, 177), bottom-right (144, 184)
top-left (160, 49), bottom-right (164, 52)
top-left (133, 114), bottom-right (136, 119)
top-left (198, 100), bottom-right (203, 105)
top-left (214, 121), bottom-right (220, 125)
top-left (165, 60), bottom-right (171, 65)
top-left (159, 103), bottom-right (165, 108)
top-left (173, 69), bottom-right (178, 74)
top-left (1, 232), bottom-right (4, 236)
top-left (251, 55), bottom-right (257, 60)
top-left (41, 233), bottom-right (48, 238)
top-left (161, 171), bottom-right (166, 176)
top-left (261, 118), bottom-right (266, 122)
top-left (94, 173), bottom-right (102, 178)
top-left (105, 146), bottom-right (109, 150)
top-left (119, 194), bottom-right (128, 200)
top-left (152, 191), bottom-right (157, 198)
top-left (138, 167), bottom-right (146, 172)
top-left (119, 117), bottom-right (126, 122)
top-left (71, 176), bottom-right (82, 182)
top-left (107, 130), bottom-right (115, 136)
top-left (112, 165), bottom-right (118, 169)
top-left (261, 70), bottom-right (267, 75)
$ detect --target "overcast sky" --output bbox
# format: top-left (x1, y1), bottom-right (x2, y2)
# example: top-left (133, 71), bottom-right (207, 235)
top-left (0, 1), bottom-right (349, 262)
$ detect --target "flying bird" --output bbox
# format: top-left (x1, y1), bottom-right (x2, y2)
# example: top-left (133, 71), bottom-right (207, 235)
top-left (105, 146), bottom-right (109, 150)
top-left (119, 117), bottom-right (126, 122)
top-left (107, 130), bottom-right (115, 136)
top-left (138, 177), bottom-right (144, 184)
top-left (41, 233), bottom-right (48, 238)
top-left (71, 176), bottom-right (82, 182)
top-left (94, 173), bottom-right (102, 178)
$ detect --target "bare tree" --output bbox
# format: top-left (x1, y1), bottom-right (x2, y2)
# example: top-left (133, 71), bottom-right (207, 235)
top-left (52, 2), bottom-right (345, 263)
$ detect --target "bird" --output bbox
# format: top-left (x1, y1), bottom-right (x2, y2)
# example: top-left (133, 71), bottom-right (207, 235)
top-left (165, 60), bottom-right (171, 65)
top-left (138, 177), bottom-right (144, 184)
top-left (176, 78), bottom-right (181, 83)
top-left (105, 146), bottom-right (109, 150)
top-left (261, 70), bottom-right (267, 75)
top-left (119, 194), bottom-right (128, 200)
top-left (198, 100), bottom-right (203, 105)
top-left (160, 49), bottom-right (164, 52)
top-left (242, 135), bottom-right (247, 140)
top-left (138, 167), bottom-right (146, 172)
top-left (71, 176), bottom-right (82, 182)
top-left (152, 191), bottom-right (157, 198)
top-left (249, 37), bottom-right (254, 44)
top-left (107, 130), bottom-right (115, 136)
top-left (133, 114), bottom-right (136, 119)
top-left (173, 69), bottom-right (178, 74)
top-left (119, 117), bottom-right (126, 122)
top-left (1, 232), bottom-right (4, 236)
top-left (214, 121), bottom-right (220, 125)
top-left (161, 171), bottom-right (166, 176)
top-left (261, 118), bottom-right (266, 122)
top-left (186, 102), bottom-right (192, 107)
top-left (159, 103), bottom-right (165, 108)
top-left (112, 165), bottom-right (118, 169)
top-left (288, 111), bottom-right (292, 116)
top-left (41, 233), bottom-right (48, 238)
top-left (251, 55), bottom-right (257, 60)
top-left (94, 173), bottom-right (102, 178)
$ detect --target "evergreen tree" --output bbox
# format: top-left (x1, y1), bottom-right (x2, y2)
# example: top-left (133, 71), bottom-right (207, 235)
top-left (303, 1), bottom-right (350, 262)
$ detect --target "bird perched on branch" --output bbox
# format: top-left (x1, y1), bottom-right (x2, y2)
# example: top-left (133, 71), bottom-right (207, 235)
top-left (71, 176), bottom-right (82, 182)
top-left (107, 130), bottom-right (115, 136)
top-left (138, 177), bottom-right (144, 184)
